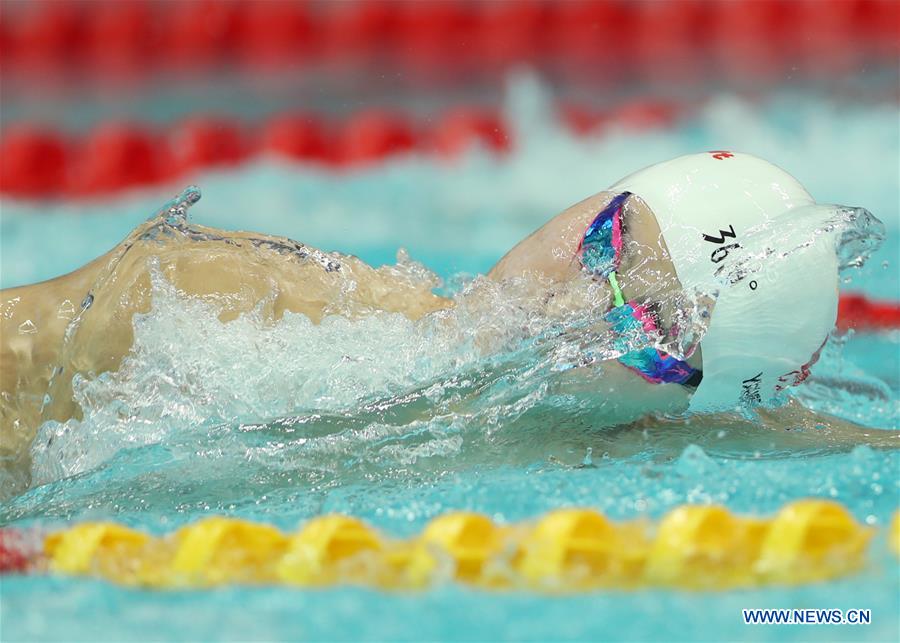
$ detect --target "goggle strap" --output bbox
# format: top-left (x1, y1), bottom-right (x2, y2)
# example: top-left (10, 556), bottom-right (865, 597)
top-left (608, 271), bottom-right (625, 307)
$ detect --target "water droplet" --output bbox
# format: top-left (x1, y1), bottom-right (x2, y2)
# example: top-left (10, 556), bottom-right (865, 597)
top-left (81, 293), bottom-right (94, 310)
top-left (17, 319), bottom-right (37, 334)
top-left (161, 185), bottom-right (202, 225)
top-left (57, 299), bottom-right (75, 319)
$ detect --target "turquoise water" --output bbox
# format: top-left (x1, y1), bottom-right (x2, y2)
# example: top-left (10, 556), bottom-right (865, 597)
top-left (1, 85), bottom-right (898, 641)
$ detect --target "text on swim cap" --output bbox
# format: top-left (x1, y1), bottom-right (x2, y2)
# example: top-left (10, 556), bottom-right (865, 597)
top-left (702, 225), bottom-right (736, 245)
top-left (741, 372), bottom-right (763, 405)
top-left (703, 225), bottom-right (759, 291)
top-left (775, 339), bottom-right (827, 392)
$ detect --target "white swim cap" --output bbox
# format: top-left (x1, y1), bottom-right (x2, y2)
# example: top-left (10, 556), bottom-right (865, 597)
top-left (611, 152), bottom-right (841, 410)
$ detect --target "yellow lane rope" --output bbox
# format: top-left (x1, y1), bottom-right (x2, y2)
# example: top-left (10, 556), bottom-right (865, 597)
top-left (40, 500), bottom-right (899, 592)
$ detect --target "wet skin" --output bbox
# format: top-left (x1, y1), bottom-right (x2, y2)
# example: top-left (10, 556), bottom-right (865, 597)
top-left (1, 191), bottom-right (895, 495)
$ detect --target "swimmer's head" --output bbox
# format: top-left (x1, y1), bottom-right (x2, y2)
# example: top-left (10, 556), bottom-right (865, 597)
top-left (493, 152), bottom-right (869, 410)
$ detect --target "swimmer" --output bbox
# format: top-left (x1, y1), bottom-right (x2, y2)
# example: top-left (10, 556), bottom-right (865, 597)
top-left (1, 152), bottom-right (895, 494)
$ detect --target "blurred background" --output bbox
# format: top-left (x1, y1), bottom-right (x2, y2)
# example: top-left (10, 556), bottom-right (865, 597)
top-left (1, 0), bottom-right (898, 303)
top-left (2, 7), bottom-right (900, 641)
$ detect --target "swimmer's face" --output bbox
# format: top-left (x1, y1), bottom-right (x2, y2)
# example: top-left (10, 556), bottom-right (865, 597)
top-left (489, 191), bottom-right (683, 319)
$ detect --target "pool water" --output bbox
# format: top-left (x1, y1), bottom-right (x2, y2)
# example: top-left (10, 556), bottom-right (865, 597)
top-left (1, 83), bottom-right (898, 641)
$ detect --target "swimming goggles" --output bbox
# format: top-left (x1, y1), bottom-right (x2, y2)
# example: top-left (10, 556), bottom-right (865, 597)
top-left (577, 192), bottom-right (702, 388)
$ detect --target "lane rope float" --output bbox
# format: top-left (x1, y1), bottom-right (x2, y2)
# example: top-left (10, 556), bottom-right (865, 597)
top-left (2, 1), bottom-right (896, 83)
top-left (1, 500), bottom-right (897, 592)
top-left (2, 103), bottom-right (660, 198)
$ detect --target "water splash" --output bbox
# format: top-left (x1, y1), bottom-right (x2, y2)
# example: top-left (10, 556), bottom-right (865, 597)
top-left (0, 78), bottom-right (892, 510)
top-left (156, 184), bottom-right (202, 226)
top-left (24, 182), bottom-right (889, 492)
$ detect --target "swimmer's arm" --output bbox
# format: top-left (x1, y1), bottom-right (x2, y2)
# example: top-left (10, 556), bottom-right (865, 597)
top-left (656, 398), bottom-right (899, 449)
top-left (754, 398), bottom-right (899, 449)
